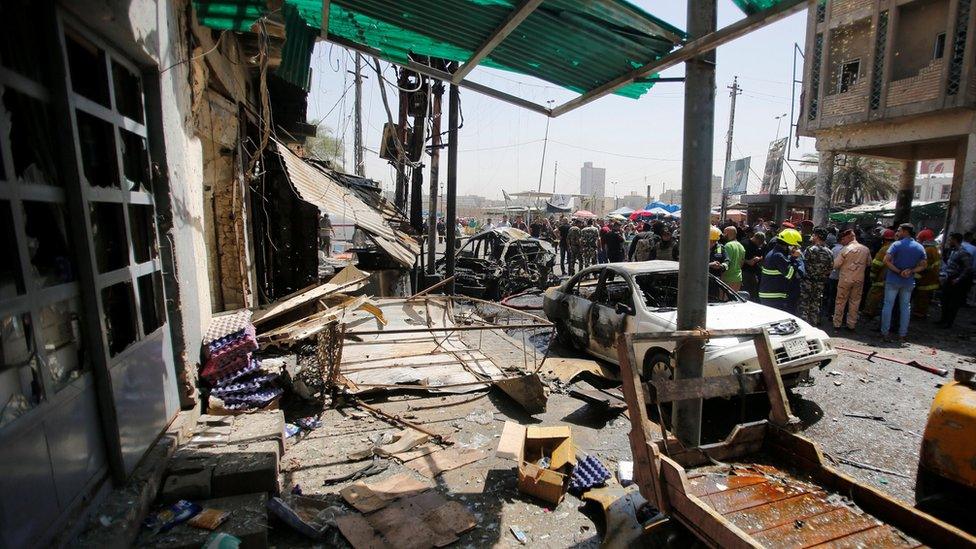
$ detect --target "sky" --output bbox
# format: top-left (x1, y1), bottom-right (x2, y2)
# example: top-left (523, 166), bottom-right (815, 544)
top-left (305, 1), bottom-right (817, 203)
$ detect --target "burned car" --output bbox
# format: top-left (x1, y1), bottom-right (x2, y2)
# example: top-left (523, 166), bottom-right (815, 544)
top-left (543, 261), bottom-right (837, 388)
top-left (437, 227), bottom-right (556, 299)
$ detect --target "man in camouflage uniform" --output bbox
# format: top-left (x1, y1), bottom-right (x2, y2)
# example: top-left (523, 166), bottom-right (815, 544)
top-left (566, 219), bottom-right (583, 275)
top-left (799, 228), bottom-right (834, 326)
top-left (580, 219), bottom-right (600, 269)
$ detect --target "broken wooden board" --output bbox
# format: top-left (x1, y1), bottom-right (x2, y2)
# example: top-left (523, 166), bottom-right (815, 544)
top-left (374, 430), bottom-right (429, 457)
top-left (340, 473), bottom-right (432, 513)
top-left (405, 448), bottom-right (489, 478)
top-left (493, 373), bottom-right (547, 414)
top-left (540, 357), bottom-right (619, 383)
top-left (569, 384), bottom-right (627, 413)
top-left (252, 265), bottom-right (370, 327)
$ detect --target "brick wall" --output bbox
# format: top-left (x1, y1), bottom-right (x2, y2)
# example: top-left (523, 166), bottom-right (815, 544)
top-left (886, 59), bottom-right (944, 107)
top-left (830, 0), bottom-right (874, 20)
top-left (822, 79), bottom-right (869, 116)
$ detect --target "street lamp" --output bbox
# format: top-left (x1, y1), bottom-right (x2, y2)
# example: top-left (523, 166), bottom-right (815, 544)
top-left (774, 113), bottom-right (789, 140)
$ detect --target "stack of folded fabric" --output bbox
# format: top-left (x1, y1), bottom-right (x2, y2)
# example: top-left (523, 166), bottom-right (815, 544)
top-left (201, 311), bottom-right (282, 412)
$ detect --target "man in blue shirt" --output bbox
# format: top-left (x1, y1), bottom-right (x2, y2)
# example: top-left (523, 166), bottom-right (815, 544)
top-left (881, 223), bottom-right (928, 342)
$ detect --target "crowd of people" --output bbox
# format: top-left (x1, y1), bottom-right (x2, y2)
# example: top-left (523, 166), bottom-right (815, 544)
top-left (477, 212), bottom-right (975, 343)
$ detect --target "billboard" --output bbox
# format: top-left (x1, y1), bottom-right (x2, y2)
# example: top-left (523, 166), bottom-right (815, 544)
top-left (760, 138), bottom-right (788, 194)
top-left (723, 157), bottom-right (751, 195)
top-left (919, 159), bottom-right (953, 175)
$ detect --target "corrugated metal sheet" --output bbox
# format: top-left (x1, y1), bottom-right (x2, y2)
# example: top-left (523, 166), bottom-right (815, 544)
top-left (275, 3), bottom-right (316, 90)
top-left (274, 140), bottom-right (419, 268)
top-left (194, 0), bottom-right (687, 99)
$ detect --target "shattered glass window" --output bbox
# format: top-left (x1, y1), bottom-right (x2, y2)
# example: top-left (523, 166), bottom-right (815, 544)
top-left (65, 30), bottom-right (110, 108)
top-left (137, 271), bottom-right (164, 335)
top-left (129, 204), bottom-right (157, 263)
top-left (90, 202), bottom-right (129, 273)
top-left (0, 312), bottom-right (43, 428)
top-left (0, 201), bottom-right (25, 299)
top-left (38, 298), bottom-right (84, 392)
top-left (101, 282), bottom-right (137, 356)
top-left (3, 88), bottom-right (59, 186)
top-left (76, 110), bottom-right (120, 188)
top-left (112, 60), bottom-right (144, 123)
top-left (120, 129), bottom-right (151, 191)
top-left (23, 201), bottom-right (76, 287)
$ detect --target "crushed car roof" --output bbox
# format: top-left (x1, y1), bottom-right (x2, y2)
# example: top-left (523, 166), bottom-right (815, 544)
top-left (581, 260), bottom-right (681, 275)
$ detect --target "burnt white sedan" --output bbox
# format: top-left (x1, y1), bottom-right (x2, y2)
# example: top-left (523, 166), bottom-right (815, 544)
top-left (543, 261), bottom-right (837, 385)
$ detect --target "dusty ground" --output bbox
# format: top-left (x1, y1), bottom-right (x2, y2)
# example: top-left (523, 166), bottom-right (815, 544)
top-left (271, 302), bottom-right (975, 547)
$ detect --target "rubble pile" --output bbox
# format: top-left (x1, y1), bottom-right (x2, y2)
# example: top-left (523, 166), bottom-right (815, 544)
top-left (201, 311), bottom-right (282, 413)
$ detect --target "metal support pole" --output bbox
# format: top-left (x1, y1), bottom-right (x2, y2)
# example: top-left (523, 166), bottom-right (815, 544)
top-left (673, 0), bottom-right (717, 449)
top-left (427, 79), bottom-right (444, 273)
top-left (446, 82), bottom-right (460, 294)
top-left (812, 150), bottom-right (835, 225)
top-left (892, 160), bottom-right (916, 226)
top-left (409, 77), bottom-right (429, 232)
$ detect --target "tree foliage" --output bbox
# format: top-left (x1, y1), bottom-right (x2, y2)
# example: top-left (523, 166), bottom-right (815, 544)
top-left (304, 120), bottom-right (344, 169)
top-left (798, 153), bottom-right (899, 205)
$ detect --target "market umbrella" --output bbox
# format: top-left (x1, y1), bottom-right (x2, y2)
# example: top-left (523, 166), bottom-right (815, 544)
top-left (648, 207), bottom-right (670, 216)
top-left (573, 210), bottom-right (597, 218)
top-left (628, 209), bottom-right (651, 220)
top-left (609, 213), bottom-right (627, 221)
top-left (609, 206), bottom-right (635, 216)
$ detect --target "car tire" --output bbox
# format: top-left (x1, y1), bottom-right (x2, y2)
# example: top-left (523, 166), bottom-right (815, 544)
top-left (642, 351), bottom-right (674, 383)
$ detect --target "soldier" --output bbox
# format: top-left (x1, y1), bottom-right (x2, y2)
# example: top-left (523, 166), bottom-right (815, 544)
top-left (799, 228), bottom-right (833, 326)
top-left (567, 219), bottom-right (583, 275)
top-left (863, 229), bottom-right (896, 318)
top-left (911, 228), bottom-right (941, 319)
top-left (319, 212), bottom-right (334, 257)
top-left (580, 219), bottom-right (600, 268)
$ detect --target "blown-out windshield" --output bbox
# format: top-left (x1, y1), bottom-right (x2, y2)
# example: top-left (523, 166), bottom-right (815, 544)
top-left (634, 272), bottom-right (741, 309)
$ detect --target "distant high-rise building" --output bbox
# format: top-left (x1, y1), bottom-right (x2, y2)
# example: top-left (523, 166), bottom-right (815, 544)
top-left (580, 162), bottom-right (606, 198)
top-left (711, 175), bottom-right (723, 207)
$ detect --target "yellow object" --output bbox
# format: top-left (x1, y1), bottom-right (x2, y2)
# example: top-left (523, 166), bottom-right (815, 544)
top-left (920, 379), bottom-right (976, 490)
top-left (709, 226), bottom-right (722, 241)
top-left (778, 228), bottom-right (802, 246)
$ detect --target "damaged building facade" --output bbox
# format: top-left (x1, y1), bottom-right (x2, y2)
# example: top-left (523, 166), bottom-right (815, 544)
top-left (0, 0), bottom-right (408, 545)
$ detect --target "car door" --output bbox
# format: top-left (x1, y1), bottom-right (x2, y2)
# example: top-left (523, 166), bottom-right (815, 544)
top-left (587, 269), bottom-right (635, 360)
top-left (556, 268), bottom-right (603, 349)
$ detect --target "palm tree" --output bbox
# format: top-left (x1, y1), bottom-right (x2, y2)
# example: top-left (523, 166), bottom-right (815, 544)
top-left (798, 153), bottom-right (899, 206)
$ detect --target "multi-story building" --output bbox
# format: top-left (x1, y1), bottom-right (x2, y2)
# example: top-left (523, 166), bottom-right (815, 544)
top-left (580, 161), bottom-right (606, 198)
top-left (799, 0), bottom-right (976, 233)
top-left (660, 188), bottom-right (682, 205)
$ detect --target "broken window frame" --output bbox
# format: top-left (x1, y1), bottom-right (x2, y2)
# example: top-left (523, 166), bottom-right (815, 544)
top-left (838, 59), bottom-right (860, 93)
top-left (57, 18), bottom-right (166, 356)
top-left (0, 32), bottom-right (89, 429)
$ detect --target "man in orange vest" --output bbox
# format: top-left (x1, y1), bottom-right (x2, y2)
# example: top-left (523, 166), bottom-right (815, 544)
top-left (911, 228), bottom-right (941, 319)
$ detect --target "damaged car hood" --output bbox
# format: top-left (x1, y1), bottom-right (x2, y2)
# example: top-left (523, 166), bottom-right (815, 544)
top-left (649, 302), bottom-right (800, 331)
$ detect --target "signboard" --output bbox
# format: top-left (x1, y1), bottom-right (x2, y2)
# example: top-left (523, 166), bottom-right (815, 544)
top-left (760, 138), bottom-right (788, 194)
top-left (723, 157), bottom-right (751, 195)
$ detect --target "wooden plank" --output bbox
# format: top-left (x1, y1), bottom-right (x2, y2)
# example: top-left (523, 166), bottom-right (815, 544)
top-left (687, 473), bottom-right (767, 497)
top-left (808, 525), bottom-right (921, 549)
top-left (753, 331), bottom-right (796, 427)
top-left (628, 327), bottom-right (763, 342)
top-left (646, 372), bottom-right (763, 403)
top-left (751, 507), bottom-right (880, 548)
top-left (666, 486), bottom-right (761, 549)
top-left (724, 492), bottom-right (836, 534)
top-left (664, 422), bottom-right (768, 468)
top-left (705, 480), bottom-right (811, 515)
top-left (252, 266), bottom-right (369, 326)
top-left (616, 333), bottom-right (666, 511)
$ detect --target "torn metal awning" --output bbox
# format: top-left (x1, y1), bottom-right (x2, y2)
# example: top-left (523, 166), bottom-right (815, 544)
top-left (194, 0), bottom-right (805, 117)
top-left (273, 139), bottom-right (419, 268)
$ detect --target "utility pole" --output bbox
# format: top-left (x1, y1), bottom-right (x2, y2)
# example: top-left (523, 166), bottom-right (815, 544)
top-left (720, 76), bottom-right (741, 222)
top-left (536, 100), bottom-right (555, 194)
top-left (353, 53), bottom-right (365, 176)
top-left (445, 81), bottom-right (460, 294)
top-left (426, 76), bottom-right (444, 274)
top-left (395, 70), bottom-right (411, 210)
top-left (409, 75), bottom-right (429, 232)
top-left (645, 176), bottom-right (650, 204)
top-left (673, 0), bottom-right (717, 449)
top-left (552, 161), bottom-right (558, 194)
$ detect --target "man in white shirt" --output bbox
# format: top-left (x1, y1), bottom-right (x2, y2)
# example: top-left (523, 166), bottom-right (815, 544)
top-left (497, 215), bottom-right (511, 229)
top-left (482, 218), bottom-right (495, 232)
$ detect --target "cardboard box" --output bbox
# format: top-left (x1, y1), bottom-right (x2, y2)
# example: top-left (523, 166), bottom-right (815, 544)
top-left (497, 422), bottom-right (575, 504)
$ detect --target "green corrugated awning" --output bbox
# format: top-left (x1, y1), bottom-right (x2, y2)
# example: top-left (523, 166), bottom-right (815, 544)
top-left (194, 0), bottom-right (686, 99)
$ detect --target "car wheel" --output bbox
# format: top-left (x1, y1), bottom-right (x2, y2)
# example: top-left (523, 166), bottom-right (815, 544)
top-left (642, 351), bottom-right (674, 383)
